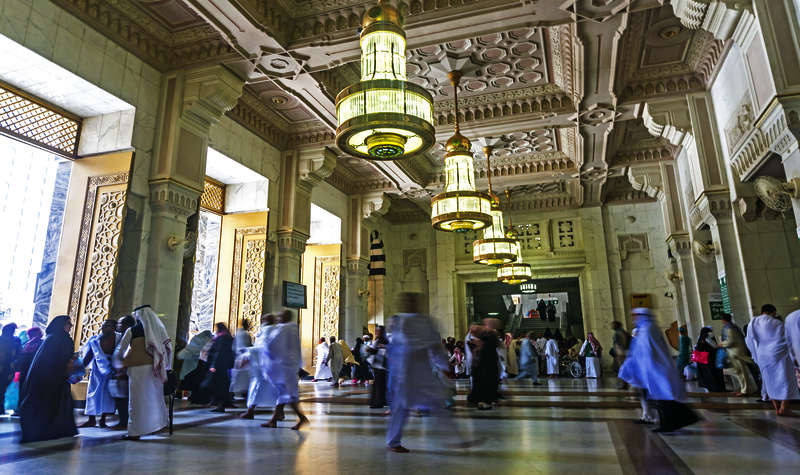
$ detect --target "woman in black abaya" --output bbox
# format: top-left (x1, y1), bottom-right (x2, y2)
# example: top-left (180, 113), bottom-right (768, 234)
top-left (19, 315), bottom-right (78, 443)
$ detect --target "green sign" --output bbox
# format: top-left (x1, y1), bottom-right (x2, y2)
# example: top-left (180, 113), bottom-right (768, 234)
top-left (719, 275), bottom-right (731, 314)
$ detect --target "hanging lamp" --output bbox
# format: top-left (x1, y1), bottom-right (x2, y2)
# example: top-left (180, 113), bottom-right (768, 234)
top-left (497, 190), bottom-right (532, 284)
top-left (472, 145), bottom-right (518, 265)
top-left (430, 71), bottom-right (492, 232)
top-left (335, 0), bottom-right (435, 160)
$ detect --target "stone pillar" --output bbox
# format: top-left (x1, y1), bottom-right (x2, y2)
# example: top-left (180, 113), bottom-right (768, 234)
top-left (429, 230), bottom-right (456, 338)
top-left (142, 65), bottom-right (244, 340)
top-left (342, 257), bottom-right (369, 342)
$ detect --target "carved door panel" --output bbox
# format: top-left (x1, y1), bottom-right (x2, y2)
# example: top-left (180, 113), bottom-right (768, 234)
top-left (214, 211), bottom-right (268, 336)
top-left (49, 151), bottom-right (134, 350)
top-left (299, 244), bottom-right (341, 369)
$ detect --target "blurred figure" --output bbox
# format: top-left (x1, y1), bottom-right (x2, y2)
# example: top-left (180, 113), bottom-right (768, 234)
top-left (545, 334), bottom-right (559, 378)
top-left (449, 346), bottom-right (466, 378)
top-left (695, 327), bottom-right (726, 393)
top-left (339, 338), bottom-right (357, 384)
top-left (0, 323), bottom-right (21, 413)
top-left (611, 321), bottom-right (630, 389)
top-left (367, 326), bottom-right (389, 408)
top-left (719, 313), bottom-right (756, 395)
top-left (787, 310), bottom-right (800, 380)
top-left (79, 319), bottom-right (120, 428)
top-left (746, 304), bottom-right (800, 416)
top-left (177, 330), bottom-right (213, 392)
top-left (505, 334), bottom-right (519, 378)
top-left (326, 336), bottom-right (343, 388)
top-left (234, 320), bottom-right (252, 355)
top-left (676, 326), bottom-right (691, 377)
top-left (351, 337), bottom-right (370, 384)
top-left (467, 319), bottom-right (500, 410)
top-left (314, 337), bottom-right (331, 382)
top-left (115, 306), bottom-right (171, 440)
top-left (386, 292), bottom-right (450, 452)
top-left (580, 332), bottom-right (602, 379)
top-left (619, 308), bottom-right (698, 432)
top-left (19, 316), bottom-right (78, 442)
top-left (516, 332), bottom-right (540, 385)
top-left (205, 323), bottom-right (235, 412)
top-left (241, 314), bottom-right (278, 420)
top-left (262, 310), bottom-right (308, 430)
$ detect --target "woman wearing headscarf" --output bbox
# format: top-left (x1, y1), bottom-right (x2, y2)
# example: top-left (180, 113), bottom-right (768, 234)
top-left (467, 319), bottom-right (501, 410)
top-left (676, 326), bottom-right (691, 377)
top-left (695, 327), bottom-right (726, 392)
top-left (580, 332), bottom-right (603, 378)
top-left (14, 326), bottom-right (43, 396)
top-left (203, 322), bottom-right (235, 412)
top-left (115, 305), bottom-right (172, 439)
top-left (18, 315), bottom-right (78, 443)
top-left (619, 308), bottom-right (699, 432)
top-left (0, 323), bottom-right (22, 413)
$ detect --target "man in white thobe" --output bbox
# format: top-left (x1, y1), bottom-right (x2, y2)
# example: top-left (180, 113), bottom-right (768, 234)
top-left (115, 305), bottom-right (172, 440)
top-left (746, 304), bottom-right (800, 416)
top-left (314, 339), bottom-right (331, 381)
top-left (786, 310), bottom-right (800, 370)
top-left (326, 336), bottom-right (344, 388)
top-left (262, 310), bottom-right (308, 430)
top-left (240, 314), bottom-right (278, 420)
top-left (545, 338), bottom-right (559, 377)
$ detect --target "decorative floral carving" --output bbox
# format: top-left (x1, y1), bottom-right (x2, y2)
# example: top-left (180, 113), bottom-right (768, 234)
top-left (725, 96), bottom-right (754, 155)
top-left (229, 227), bottom-right (267, 333)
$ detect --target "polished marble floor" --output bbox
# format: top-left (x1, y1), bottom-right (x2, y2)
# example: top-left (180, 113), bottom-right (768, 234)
top-left (1, 378), bottom-right (799, 474)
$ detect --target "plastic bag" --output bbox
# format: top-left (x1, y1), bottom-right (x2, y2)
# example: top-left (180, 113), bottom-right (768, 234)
top-left (4, 372), bottom-right (19, 412)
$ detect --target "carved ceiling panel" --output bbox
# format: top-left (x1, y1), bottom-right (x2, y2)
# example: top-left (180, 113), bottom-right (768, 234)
top-left (138, 0), bottom-right (207, 30)
top-left (406, 27), bottom-right (550, 99)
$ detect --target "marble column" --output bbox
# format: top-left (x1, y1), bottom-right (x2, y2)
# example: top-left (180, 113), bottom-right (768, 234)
top-left (142, 180), bottom-right (200, 341)
top-left (342, 257), bottom-right (369, 342)
top-left (668, 234), bottom-right (704, 336)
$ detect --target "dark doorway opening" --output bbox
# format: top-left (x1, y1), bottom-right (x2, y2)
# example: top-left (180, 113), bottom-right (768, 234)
top-left (467, 277), bottom-right (583, 338)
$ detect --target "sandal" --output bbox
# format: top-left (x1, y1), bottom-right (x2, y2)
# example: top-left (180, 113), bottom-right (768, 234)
top-left (261, 420), bottom-right (278, 428)
top-left (291, 417), bottom-right (309, 431)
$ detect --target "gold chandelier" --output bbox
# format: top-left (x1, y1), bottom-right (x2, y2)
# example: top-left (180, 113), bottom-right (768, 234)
top-left (497, 190), bottom-right (532, 284)
top-left (335, 0), bottom-right (435, 160)
top-left (473, 145), bottom-right (518, 265)
top-left (431, 71), bottom-right (492, 232)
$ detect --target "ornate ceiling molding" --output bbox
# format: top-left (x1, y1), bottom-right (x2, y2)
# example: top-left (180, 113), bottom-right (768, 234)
top-left (669, 0), bottom-right (758, 48)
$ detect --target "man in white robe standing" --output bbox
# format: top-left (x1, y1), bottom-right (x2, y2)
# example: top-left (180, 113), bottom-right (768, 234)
top-left (746, 304), bottom-right (800, 416)
top-left (786, 310), bottom-right (800, 371)
top-left (262, 310), bottom-right (308, 430)
top-left (115, 305), bottom-right (172, 440)
top-left (326, 336), bottom-right (344, 388)
top-left (545, 338), bottom-right (559, 377)
top-left (240, 314), bottom-right (278, 420)
top-left (80, 319), bottom-right (120, 428)
top-left (314, 338), bottom-right (331, 381)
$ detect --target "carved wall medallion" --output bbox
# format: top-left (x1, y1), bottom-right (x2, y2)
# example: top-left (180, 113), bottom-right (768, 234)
top-left (725, 96), bottom-right (754, 155)
top-left (618, 233), bottom-right (650, 262)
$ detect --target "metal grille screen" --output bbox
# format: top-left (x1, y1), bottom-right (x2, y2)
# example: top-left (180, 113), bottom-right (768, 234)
top-left (0, 84), bottom-right (80, 156)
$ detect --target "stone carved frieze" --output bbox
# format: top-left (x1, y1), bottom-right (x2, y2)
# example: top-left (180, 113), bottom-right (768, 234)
top-left (617, 233), bottom-right (650, 262)
top-left (69, 172), bottom-right (129, 345)
top-left (725, 95), bottom-right (754, 155)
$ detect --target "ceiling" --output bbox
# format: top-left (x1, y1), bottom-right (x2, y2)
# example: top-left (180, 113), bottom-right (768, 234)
top-left (53, 0), bottom-right (728, 223)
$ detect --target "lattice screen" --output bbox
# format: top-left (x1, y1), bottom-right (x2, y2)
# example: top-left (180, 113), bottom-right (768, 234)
top-left (0, 84), bottom-right (80, 156)
top-left (200, 178), bottom-right (225, 214)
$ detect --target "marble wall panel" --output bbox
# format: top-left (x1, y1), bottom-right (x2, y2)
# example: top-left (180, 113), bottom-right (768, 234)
top-left (225, 181), bottom-right (269, 214)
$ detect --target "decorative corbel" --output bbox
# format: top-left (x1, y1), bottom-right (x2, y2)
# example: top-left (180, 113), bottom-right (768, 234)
top-left (298, 146), bottom-right (337, 187)
top-left (361, 192), bottom-right (391, 221)
top-left (637, 101), bottom-right (693, 148)
top-left (627, 165), bottom-right (664, 200)
top-left (182, 65), bottom-right (245, 131)
top-left (669, 0), bottom-right (757, 48)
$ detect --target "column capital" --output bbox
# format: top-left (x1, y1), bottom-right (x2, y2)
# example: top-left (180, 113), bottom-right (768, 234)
top-left (345, 257), bottom-right (369, 274)
top-left (361, 192), bottom-right (391, 221)
top-left (297, 146), bottom-right (337, 188)
top-left (148, 179), bottom-right (200, 217)
top-left (637, 99), bottom-right (694, 148)
top-left (694, 189), bottom-right (733, 225)
top-left (667, 232), bottom-right (692, 257)
top-left (182, 65), bottom-right (245, 131)
top-left (276, 228), bottom-right (309, 254)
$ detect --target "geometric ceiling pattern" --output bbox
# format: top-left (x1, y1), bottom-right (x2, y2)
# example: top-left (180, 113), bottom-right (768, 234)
top-left (54, 0), bottom-right (729, 222)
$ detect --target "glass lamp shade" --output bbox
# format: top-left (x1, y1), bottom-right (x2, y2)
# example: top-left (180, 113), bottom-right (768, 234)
top-left (473, 207), bottom-right (518, 265)
top-left (497, 239), bottom-right (532, 284)
top-left (431, 149), bottom-right (492, 232)
top-left (335, 4), bottom-right (434, 160)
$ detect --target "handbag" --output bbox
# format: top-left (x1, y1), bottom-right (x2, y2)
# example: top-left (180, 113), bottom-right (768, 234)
top-left (122, 336), bottom-right (154, 368)
top-left (691, 350), bottom-right (709, 365)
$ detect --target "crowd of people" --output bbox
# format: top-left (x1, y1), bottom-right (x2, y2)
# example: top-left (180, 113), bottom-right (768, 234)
top-left (2, 297), bottom-right (800, 450)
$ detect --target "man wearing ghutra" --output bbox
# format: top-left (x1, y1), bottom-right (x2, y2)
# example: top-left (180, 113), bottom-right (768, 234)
top-left (114, 305), bottom-right (172, 439)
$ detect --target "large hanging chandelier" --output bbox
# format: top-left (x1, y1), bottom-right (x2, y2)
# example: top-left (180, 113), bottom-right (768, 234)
top-left (473, 145), bottom-right (518, 265)
top-left (497, 190), bottom-right (532, 284)
top-left (335, 0), bottom-right (435, 160)
top-left (431, 71), bottom-right (492, 232)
